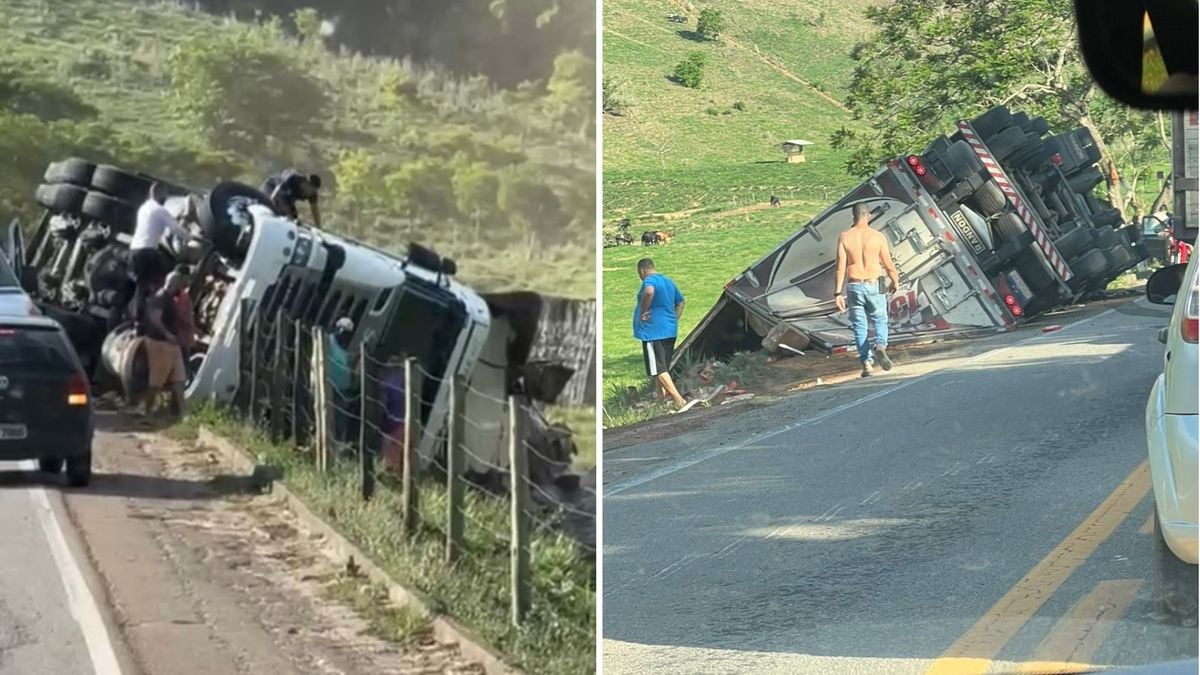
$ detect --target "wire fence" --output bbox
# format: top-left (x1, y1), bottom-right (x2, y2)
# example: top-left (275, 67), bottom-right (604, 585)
top-left (232, 297), bottom-right (595, 627)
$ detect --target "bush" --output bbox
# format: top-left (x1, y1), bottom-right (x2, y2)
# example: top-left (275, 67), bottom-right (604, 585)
top-left (706, 107), bottom-right (719, 116)
top-left (696, 8), bottom-right (724, 40)
top-left (732, 100), bottom-right (746, 111)
top-left (602, 76), bottom-right (627, 115)
top-left (672, 52), bottom-right (707, 89)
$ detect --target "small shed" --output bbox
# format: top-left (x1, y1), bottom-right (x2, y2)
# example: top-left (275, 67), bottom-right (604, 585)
top-left (780, 139), bottom-right (813, 163)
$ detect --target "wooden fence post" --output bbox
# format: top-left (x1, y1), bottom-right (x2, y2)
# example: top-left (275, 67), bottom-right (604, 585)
top-left (359, 352), bottom-right (374, 501)
top-left (509, 396), bottom-right (531, 625)
top-left (270, 316), bottom-right (286, 442)
top-left (291, 317), bottom-right (304, 445)
top-left (313, 328), bottom-right (332, 473)
top-left (248, 306), bottom-right (260, 423)
top-left (402, 357), bottom-right (422, 537)
top-left (446, 374), bottom-right (465, 563)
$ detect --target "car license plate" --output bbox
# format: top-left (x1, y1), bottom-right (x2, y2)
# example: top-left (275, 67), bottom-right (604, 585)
top-left (0, 424), bottom-right (27, 440)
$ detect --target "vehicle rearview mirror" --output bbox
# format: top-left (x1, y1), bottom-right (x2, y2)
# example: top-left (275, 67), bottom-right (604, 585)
top-left (1073, 0), bottom-right (1198, 111)
top-left (1146, 263), bottom-right (1187, 304)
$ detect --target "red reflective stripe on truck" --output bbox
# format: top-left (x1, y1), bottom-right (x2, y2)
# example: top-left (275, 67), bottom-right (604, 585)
top-left (957, 121), bottom-right (1073, 282)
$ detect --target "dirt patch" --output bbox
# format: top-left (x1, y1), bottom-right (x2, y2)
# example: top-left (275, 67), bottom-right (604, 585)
top-left (602, 295), bottom-right (1141, 451)
top-left (67, 416), bottom-right (485, 675)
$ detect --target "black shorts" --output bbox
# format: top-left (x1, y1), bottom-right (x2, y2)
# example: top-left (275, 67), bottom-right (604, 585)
top-left (642, 338), bottom-right (676, 377)
top-left (131, 248), bottom-right (167, 287)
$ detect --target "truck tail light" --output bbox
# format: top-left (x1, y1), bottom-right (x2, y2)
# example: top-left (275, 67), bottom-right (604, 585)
top-left (1051, 153), bottom-right (1063, 166)
top-left (68, 372), bottom-right (89, 406)
top-left (906, 155), bottom-right (928, 177)
top-left (1003, 293), bottom-right (1024, 317)
top-left (1183, 283), bottom-right (1199, 344)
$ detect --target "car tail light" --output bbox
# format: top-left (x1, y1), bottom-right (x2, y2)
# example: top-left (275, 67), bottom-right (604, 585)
top-left (1183, 283), bottom-right (1199, 344)
top-left (68, 372), bottom-right (88, 406)
top-left (906, 155), bottom-right (928, 176)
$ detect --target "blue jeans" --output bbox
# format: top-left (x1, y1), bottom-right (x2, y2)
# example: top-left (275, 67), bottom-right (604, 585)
top-left (846, 281), bottom-right (888, 364)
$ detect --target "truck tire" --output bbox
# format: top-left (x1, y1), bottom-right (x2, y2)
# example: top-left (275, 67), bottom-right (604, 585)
top-left (81, 192), bottom-right (138, 232)
top-left (988, 126), bottom-right (1031, 162)
top-left (1091, 207), bottom-right (1122, 228)
top-left (944, 140), bottom-right (983, 182)
top-left (994, 212), bottom-right (1027, 243)
top-left (1092, 226), bottom-right (1119, 249)
top-left (1067, 170), bottom-right (1104, 194)
top-left (970, 106), bottom-right (1012, 138)
top-left (91, 165), bottom-right (153, 203)
top-left (1030, 117), bottom-right (1050, 135)
top-left (1072, 249), bottom-right (1108, 280)
top-left (1012, 111), bottom-right (1031, 130)
top-left (1106, 244), bottom-right (1136, 274)
top-left (970, 180), bottom-right (1008, 216)
top-left (35, 184), bottom-right (87, 215)
top-left (196, 181), bottom-right (275, 260)
top-left (43, 158), bottom-right (96, 186)
top-left (1134, 241), bottom-right (1150, 261)
top-left (1055, 227), bottom-right (1093, 260)
top-left (1017, 248), bottom-right (1057, 290)
top-left (1013, 143), bottom-right (1055, 170)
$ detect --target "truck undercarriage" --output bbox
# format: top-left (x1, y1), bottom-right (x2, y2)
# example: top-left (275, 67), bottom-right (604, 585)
top-left (676, 105), bottom-right (1150, 365)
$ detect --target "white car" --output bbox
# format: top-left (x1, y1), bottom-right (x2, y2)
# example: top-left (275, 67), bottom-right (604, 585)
top-left (1145, 254), bottom-right (1199, 578)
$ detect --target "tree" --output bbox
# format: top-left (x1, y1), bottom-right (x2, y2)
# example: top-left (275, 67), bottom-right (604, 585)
top-left (696, 9), bottom-right (725, 40)
top-left (672, 52), bottom-right (707, 89)
top-left (383, 159), bottom-right (456, 229)
top-left (831, 0), bottom-right (1165, 216)
top-left (546, 50), bottom-right (595, 136)
top-left (452, 159), bottom-right (500, 241)
top-left (498, 166), bottom-right (566, 251)
top-left (333, 148), bottom-right (384, 235)
top-left (168, 25), bottom-right (329, 156)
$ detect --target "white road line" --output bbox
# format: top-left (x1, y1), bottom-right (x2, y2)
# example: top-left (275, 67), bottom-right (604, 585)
top-left (21, 461), bottom-right (123, 675)
top-left (606, 309), bottom-right (1118, 495)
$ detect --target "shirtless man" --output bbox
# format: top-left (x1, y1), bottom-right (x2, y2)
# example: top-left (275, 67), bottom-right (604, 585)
top-left (834, 203), bottom-right (901, 377)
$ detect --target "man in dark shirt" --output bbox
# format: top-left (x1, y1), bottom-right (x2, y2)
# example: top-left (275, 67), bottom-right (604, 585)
top-left (135, 271), bottom-right (188, 417)
top-left (262, 170), bottom-right (322, 227)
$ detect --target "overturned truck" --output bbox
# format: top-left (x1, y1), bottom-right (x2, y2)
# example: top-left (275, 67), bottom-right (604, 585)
top-left (14, 158), bottom-right (588, 496)
top-left (677, 106), bottom-right (1148, 364)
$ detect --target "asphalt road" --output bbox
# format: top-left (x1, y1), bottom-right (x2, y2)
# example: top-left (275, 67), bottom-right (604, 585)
top-left (603, 297), bottom-right (1198, 674)
top-left (0, 413), bottom-right (482, 675)
top-left (0, 463), bottom-right (119, 675)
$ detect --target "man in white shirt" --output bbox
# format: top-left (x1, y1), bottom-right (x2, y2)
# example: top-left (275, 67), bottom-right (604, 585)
top-left (131, 183), bottom-right (196, 303)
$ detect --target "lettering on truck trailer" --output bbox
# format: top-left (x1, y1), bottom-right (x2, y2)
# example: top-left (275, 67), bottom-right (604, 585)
top-left (957, 121), bottom-right (1074, 282)
top-left (948, 209), bottom-right (986, 255)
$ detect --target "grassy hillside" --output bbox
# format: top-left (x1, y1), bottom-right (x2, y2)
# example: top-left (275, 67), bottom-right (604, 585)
top-left (602, 0), bottom-right (881, 416)
top-left (0, 0), bottom-right (595, 298)
top-left (602, 0), bottom-right (882, 219)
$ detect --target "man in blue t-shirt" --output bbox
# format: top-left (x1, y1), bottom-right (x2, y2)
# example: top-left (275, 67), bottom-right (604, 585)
top-left (633, 258), bottom-right (697, 412)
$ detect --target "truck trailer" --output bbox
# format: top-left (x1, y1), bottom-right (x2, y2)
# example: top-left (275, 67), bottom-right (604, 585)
top-left (676, 106), bottom-right (1147, 364)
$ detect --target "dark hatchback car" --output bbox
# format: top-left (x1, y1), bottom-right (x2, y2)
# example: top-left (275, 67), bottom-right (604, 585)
top-left (0, 244), bottom-right (92, 486)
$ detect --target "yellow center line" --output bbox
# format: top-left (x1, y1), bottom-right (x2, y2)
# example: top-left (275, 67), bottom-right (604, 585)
top-left (1028, 578), bottom-right (1144, 666)
top-left (926, 461), bottom-right (1150, 675)
top-left (1139, 513), bottom-right (1154, 535)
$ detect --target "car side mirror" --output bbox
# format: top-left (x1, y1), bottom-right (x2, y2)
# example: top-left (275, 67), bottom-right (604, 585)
top-left (1157, 326), bottom-right (1170, 343)
top-left (1073, 0), bottom-right (1198, 111)
top-left (1146, 263), bottom-right (1187, 304)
